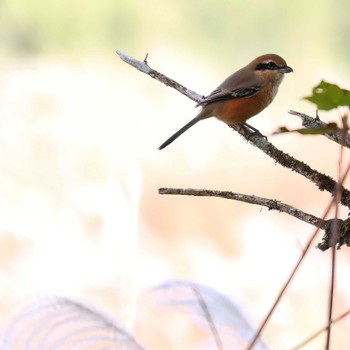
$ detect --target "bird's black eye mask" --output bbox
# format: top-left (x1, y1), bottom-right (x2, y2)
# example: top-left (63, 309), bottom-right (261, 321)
top-left (255, 61), bottom-right (279, 71)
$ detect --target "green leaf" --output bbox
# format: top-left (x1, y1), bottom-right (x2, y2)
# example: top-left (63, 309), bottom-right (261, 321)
top-left (303, 80), bottom-right (350, 111)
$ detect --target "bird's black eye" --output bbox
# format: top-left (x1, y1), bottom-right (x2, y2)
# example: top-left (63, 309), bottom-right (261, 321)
top-left (267, 61), bottom-right (277, 69)
top-left (255, 61), bottom-right (278, 71)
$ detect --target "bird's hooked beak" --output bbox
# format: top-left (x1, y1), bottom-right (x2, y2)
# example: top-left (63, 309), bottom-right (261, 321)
top-left (279, 65), bottom-right (293, 73)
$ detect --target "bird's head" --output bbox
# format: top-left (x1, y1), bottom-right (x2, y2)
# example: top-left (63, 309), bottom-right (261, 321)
top-left (252, 54), bottom-right (293, 85)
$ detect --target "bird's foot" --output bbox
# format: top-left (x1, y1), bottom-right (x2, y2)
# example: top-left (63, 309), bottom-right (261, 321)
top-left (236, 123), bottom-right (268, 140)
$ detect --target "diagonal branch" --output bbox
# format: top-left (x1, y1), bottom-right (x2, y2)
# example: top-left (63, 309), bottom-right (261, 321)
top-left (116, 50), bottom-right (203, 103)
top-left (229, 123), bottom-right (350, 209)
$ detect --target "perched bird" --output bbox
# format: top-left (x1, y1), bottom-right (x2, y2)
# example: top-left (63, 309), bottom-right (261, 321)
top-left (158, 53), bottom-right (292, 150)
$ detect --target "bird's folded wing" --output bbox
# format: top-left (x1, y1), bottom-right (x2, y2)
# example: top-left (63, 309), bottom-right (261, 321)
top-left (197, 86), bottom-right (261, 107)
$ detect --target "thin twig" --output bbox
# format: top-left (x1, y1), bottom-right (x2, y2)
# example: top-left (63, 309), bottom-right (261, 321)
top-left (116, 50), bottom-right (203, 104)
top-left (290, 309), bottom-right (350, 350)
top-left (325, 117), bottom-right (347, 348)
top-left (326, 247), bottom-right (337, 349)
top-left (326, 204), bottom-right (340, 348)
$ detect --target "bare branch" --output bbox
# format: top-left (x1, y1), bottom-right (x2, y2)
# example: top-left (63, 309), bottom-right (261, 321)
top-left (289, 110), bottom-right (350, 148)
top-left (229, 123), bottom-right (350, 209)
top-left (116, 50), bottom-right (203, 103)
top-left (159, 187), bottom-right (326, 228)
top-left (159, 187), bottom-right (350, 250)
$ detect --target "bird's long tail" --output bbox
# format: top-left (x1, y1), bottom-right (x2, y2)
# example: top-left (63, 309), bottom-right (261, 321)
top-left (158, 114), bottom-right (205, 150)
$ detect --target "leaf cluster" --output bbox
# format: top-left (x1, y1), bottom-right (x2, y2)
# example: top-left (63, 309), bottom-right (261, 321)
top-left (304, 80), bottom-right (350, 111)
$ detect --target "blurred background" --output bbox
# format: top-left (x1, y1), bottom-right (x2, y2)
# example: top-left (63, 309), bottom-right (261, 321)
top-left (0, 0), bottom-right (350, 348)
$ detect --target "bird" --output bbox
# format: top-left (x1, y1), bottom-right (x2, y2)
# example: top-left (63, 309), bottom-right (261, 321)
top-left (158, 53), bottom-right (293, 150)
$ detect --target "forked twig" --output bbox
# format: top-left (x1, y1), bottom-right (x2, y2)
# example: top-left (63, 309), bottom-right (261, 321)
top-left (289, 110), bottom-right (350, 148)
